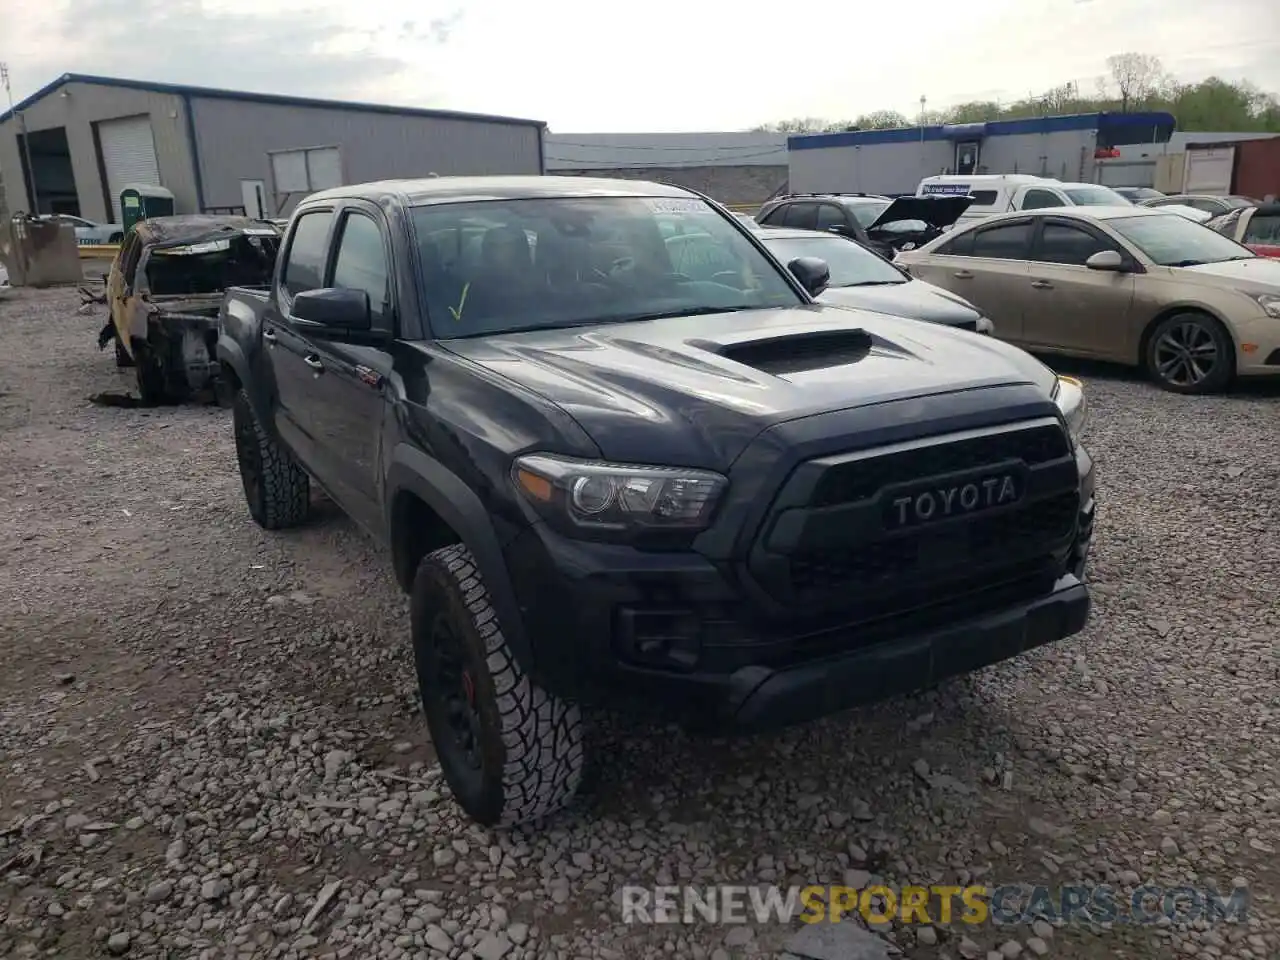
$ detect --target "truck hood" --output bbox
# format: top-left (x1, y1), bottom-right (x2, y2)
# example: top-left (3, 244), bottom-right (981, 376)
top-left (439, 304), bottom-right (1056, 471)
top-left (867, 196), bottom-right (973, 231)
top-left (817, 278), bottom-right (983, 327)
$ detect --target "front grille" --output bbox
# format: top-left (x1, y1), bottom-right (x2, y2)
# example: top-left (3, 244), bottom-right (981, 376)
top-left (811, 423), bottom-right (1069, 506)
top-left (750, 420), bottom-right (1079, 616)
top-left (789, 491), bottom-right (1077, 597)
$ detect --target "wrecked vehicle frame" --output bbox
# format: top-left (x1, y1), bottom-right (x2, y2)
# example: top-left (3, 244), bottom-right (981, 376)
top-left (99, 215), bottom-right (281, 404)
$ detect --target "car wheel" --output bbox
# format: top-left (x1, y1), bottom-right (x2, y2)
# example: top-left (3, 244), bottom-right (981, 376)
top-left (1145, 312), bottom-right (1234, 394)
top-left (411, 544), bottom-right (585, 827)
top-left (232, 388), bottom-right (310, 529)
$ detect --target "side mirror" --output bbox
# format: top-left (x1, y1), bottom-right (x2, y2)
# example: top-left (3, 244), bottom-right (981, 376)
top-left (292, 287), bottom-right (373, 332)
top-left (1085, 250), bottom-right (1125, 272)
top-left (827, 224), bottom-right (853, 237)
top-left (788, 256), bottom-right (830, 297)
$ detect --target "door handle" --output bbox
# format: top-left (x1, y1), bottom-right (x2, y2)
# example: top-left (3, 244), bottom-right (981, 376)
top-left (953, 270), bottom-right (974, 279)
top-left (263, 329), bottom-right (277, 345)
top-left (304, 355), bottom-right (325, 373)
top-left (1030, 279), bottom-right (1054, 290)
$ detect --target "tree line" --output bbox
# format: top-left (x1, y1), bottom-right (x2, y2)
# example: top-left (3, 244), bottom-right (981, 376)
top-left (755, 54), bottom-right (1280, 135)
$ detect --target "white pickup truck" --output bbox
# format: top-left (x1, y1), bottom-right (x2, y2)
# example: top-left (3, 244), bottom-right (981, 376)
top-left (918, 175), bottom-right (1133, 225)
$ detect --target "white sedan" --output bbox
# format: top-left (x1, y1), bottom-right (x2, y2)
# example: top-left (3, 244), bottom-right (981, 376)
top-left (40, 214), bottom-right (124, 245)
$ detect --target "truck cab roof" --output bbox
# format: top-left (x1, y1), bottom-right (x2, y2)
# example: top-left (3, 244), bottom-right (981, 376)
top-left (304, 175), bottom-right (696, 208)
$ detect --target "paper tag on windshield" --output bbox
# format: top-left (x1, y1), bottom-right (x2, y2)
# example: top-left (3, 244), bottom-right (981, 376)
top-left (643, 197), bottom-right (704, 214)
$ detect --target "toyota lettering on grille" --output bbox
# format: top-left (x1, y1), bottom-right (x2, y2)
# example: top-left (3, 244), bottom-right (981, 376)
top-left (887, 473), bottom-right (1021, 530)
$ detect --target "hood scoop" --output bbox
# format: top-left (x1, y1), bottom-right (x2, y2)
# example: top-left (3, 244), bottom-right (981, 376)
top-left (688, 328), bottom-right (874, 376)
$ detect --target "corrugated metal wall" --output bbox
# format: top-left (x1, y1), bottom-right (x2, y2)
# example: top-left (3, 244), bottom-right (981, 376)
top-left (0, 82), bottom-right (197, 223)
top-left (189, 98), bottom-right (543, 215)
top-left (789, 129), bottom-right (1101, 195)
top-left (789, 141), bottom-right (952, 195)
top-left (1232, 138), bottom-right (1280, 200)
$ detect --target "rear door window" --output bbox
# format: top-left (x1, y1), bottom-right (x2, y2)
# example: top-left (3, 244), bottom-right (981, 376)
top-left (970, 221), bottom-right (1033, 259)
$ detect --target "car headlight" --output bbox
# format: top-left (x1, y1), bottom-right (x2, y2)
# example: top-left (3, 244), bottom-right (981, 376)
top-left (1251, 293), bottom-right (1280, 318)
top-left (1052, 375), bottom-right (1087, 443)
top-left (512, 454), bottom-right (728, 540)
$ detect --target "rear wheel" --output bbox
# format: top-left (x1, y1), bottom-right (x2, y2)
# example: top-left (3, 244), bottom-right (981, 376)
top-left (1144, 312), bottom-right (1234, 394)
top-left (411, 544), bottom-right (585, 827)
top-left (232, 388), bottom-right (310, 529)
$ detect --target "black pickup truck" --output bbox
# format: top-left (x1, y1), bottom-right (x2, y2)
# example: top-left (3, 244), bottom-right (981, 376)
top-left (217, 176), bottom-right (1095, 828)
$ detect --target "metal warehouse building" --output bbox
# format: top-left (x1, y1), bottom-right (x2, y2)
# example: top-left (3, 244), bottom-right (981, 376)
top-left (787, 112), bottom-right (1176, 197)
top-left (544, 132), bottom-right (788, 206)
top-left (0, 73), bottom-right (545, 226)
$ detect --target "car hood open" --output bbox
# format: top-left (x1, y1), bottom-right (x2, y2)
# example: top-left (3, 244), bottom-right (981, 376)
top-left (438, 304), bottom-right (1056, 471)
top-left (867, 196), bottom-right (974, 231)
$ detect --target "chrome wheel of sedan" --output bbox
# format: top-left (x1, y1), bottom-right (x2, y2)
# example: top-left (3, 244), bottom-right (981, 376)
top-left (1146, 313), bottom-right (1234, 395)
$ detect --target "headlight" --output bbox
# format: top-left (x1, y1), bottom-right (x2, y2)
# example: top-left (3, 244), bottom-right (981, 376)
top-left (1251, 293), bottom-right (1280, 318)
top-left (1052, 375), bottom-right (1087, 443)
top-left (512, 454), bottom-right (728, 540)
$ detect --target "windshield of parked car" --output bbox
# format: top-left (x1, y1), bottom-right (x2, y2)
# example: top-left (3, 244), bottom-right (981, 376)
top-left (760, 234), bottom-right (906, 287)
top-left (1224, 196), bottom-right (1255, 209)
top-left (1108, 213), bottom-right (1257, 267)
top-left (1064, 186), bottom-right (1131, 206)
top-left (848, 201), bottom-right (892, 227)
top-left (410, 197), bottom-right (802, 336)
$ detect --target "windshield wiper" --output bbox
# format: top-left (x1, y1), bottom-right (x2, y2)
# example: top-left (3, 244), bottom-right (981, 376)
top-left (842, 280), bottom-right (907, 287)
top-left (1167, 259), bottom-right (1206, 267)
top-left (601, 305), bottom-right (749, 324)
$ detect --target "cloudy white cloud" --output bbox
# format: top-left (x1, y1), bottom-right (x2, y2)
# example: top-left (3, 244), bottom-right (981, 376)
top-left (2, 0), bottom-right (1278, 130)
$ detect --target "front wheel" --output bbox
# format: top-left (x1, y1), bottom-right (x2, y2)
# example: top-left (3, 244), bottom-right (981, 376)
top-left (232, 388), bottom-right (310, 529)
top-left (411, 544), bottom-right (585, 827)
top-left (1145, 312), bottom-right (1234, 394)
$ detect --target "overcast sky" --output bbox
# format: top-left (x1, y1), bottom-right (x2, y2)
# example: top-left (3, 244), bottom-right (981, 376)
top-left (4, 0), bottom-right (1278, 131)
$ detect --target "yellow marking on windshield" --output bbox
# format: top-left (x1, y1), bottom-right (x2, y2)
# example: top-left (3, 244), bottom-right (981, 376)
top-left (448, 282), bottom-right (470, 322)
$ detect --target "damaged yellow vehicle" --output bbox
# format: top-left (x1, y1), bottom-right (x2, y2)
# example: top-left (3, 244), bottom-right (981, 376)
top-left (99, 215), bottom-right (281, 404)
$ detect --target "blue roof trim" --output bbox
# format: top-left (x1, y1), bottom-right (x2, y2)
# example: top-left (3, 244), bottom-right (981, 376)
top-left (0, 73), bottom-right (546, 129)
top-left (789, 111), bottom-right (1177, 150)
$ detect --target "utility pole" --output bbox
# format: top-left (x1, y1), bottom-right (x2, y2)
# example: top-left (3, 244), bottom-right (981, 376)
top-left (919, 95), bottom-right (927, 142)
top-left (1, 62), bottom-right (38, 214)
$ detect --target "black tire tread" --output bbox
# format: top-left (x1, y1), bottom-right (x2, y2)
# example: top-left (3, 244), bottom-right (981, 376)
top-left (418, 544), bottom-right (584, 827)
top-left (233, 388), bottom-right (310, 529)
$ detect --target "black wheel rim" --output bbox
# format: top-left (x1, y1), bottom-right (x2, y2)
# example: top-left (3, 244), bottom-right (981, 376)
top-left (1154, 321), bottom-right (1218, 387)
top-left (426, 611), bottom-right (485, 774)
top-left (233, 407), bottom-right (263, 508)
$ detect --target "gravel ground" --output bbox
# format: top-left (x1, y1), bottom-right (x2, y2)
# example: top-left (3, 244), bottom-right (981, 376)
top-left (1, 286), bottom-right (1278, 960)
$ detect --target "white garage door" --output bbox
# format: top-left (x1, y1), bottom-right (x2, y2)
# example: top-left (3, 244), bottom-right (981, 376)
top-left (99, 115), bottom-right (161, 225)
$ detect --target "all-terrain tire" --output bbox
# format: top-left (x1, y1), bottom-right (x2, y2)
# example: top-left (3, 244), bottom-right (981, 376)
top-left (411, 544), bottom-right (585, 827)
top-left (232, 388), bottom-right (310, 529)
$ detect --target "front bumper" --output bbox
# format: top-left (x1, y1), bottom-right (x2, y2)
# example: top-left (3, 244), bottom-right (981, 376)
top-left (1233, 314), bottom-right (1280, 377)
top-left (503, 441), bottom-right (1095, 732)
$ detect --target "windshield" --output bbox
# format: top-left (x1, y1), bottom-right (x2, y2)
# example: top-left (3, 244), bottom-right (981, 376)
top-left (1224, 196), bottom-right (1255, 209)
top-left (849, 201), bottom-right (891, 227)
top-left (410, 197), bottom-right (801, 336)
top-left (1064, 186), bottom-right (1131, 206)
top-left (760, 235), bottom-right (905, 287)
top-left (1108, 214), bottom-right (1257, 267)
top-left (1121, 188), bottom-right (1163, 200)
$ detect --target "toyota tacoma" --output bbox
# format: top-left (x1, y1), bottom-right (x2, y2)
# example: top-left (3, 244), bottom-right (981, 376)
top-left (217, 176), bottom-right (1095, 828)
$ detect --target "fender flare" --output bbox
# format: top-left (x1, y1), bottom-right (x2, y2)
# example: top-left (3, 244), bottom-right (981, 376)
top-left (386, 444), bottom-right (534, 673)
top-left (215, 337), bottom-right (274, 424)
